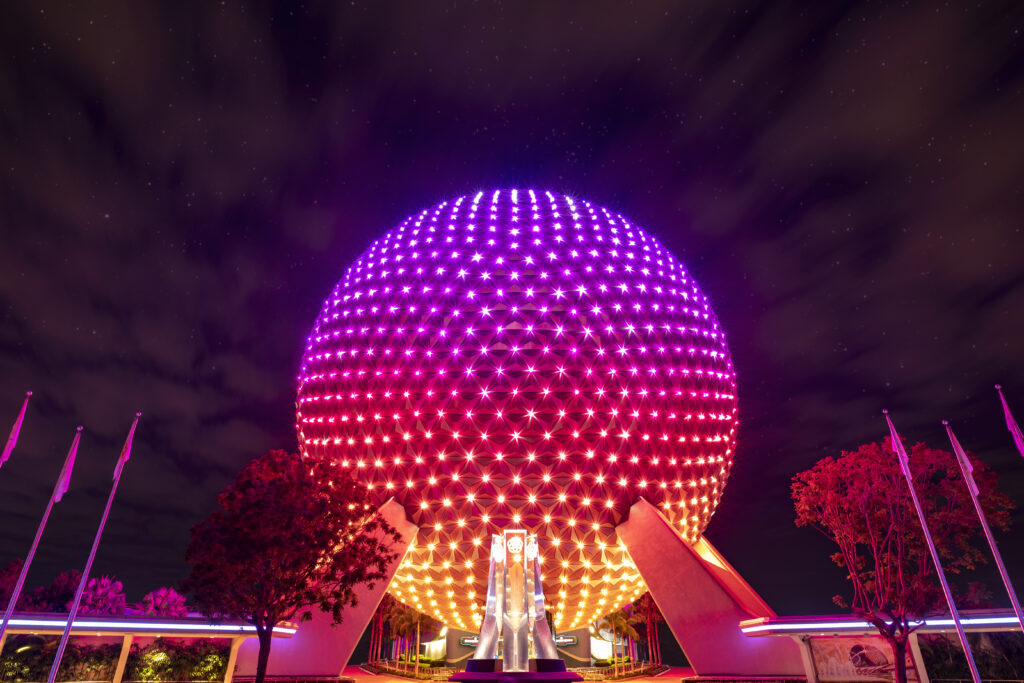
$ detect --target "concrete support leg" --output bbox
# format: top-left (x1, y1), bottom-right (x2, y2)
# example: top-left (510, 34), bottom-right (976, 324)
top-left (909, 632), bottom-right (930, 683)
top-left (616, 498), bottom-right (804, 677)
top-left (112, 635), bottom-right (133, 683)
top-left (234, 498), bottom-right (418, 677)
top-left (224, 636), bottom-right (244, 683)
top-left (794, 636), bottom-right (818, 683)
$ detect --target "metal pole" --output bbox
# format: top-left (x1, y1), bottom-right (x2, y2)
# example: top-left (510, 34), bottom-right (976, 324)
top-left (46, 413), bottom-right (139, 683)
top-left (0, 493), bottom-right (56, 655)
top-left (884, 411), bottom-right (981, 683)
top-left (0, 426), bottom-right (81, 656)
top-left (944, 420), bottom-right (1024, 632)
top-left (46, 471), bottom-right (122, 683)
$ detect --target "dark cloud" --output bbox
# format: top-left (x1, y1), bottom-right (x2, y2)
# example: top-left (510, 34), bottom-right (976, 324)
top-left (1, 1), bottom-right (1023, 616)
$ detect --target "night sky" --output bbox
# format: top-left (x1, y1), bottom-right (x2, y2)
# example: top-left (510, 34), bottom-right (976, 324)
top-left (2, 1), bottom-right (1024, 621)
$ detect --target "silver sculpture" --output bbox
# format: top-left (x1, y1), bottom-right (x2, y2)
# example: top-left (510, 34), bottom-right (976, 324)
top-left (474, 529), bottom-right (559, 671)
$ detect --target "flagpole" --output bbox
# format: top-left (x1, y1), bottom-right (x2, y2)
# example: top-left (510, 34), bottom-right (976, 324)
top-left (0, 425), bottom-right (81, 656)
top-left (996, 385), bottom-right (1024, 459)
top-left (884, 411), bottom-right (981, 683)
top-left (944, 420), bottom-right (1024, 632)
top-left (0, 391), bottom-right (32, 470)
top-left (46, 414), bottom-right (140, 683)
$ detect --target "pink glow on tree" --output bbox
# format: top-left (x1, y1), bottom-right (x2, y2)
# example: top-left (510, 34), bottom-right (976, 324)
top-left (142, 587), bottom-right (188, 617)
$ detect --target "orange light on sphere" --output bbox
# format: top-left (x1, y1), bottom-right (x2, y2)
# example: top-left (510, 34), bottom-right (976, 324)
top-left (296, 190), bottom-right (737, 632)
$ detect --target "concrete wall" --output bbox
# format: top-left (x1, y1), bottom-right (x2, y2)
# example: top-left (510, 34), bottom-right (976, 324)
top-left (445, 627), bottom-right (478, 666)
top-left (555, 627), bottom-right (591, 665)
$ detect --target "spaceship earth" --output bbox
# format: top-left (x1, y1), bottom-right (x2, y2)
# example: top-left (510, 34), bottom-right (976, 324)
top-left (296, 189), bottom-right (738, 632)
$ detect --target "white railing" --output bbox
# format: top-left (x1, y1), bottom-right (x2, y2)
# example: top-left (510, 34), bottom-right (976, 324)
top-left (370, 660), bottom-right (456, 680)
top-left (568, 660), bottom-right (662, 679)
top-left (369, 659), bottom-right (663, 681)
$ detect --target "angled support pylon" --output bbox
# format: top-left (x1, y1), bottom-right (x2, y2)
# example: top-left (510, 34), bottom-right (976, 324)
top-left (235, 498), bottom-right (418, 677)
top-left (617, 498), bottom-right (803, 677)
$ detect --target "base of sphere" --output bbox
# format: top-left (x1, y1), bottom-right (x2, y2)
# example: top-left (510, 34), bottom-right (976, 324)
top-left (449, 659), bottom-right (582, 683)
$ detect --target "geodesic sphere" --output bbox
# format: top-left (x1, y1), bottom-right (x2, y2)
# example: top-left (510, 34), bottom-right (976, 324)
top-left (296, 190), bottom-right (737, 632)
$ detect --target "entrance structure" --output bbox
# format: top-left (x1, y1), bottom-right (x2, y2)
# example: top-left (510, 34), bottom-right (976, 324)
top-left (473, 531), bottom-right (559, 667)
top-left (238, 190), bottom-right (801, 677)
top-left (449, 530), bottom-right (582, 683)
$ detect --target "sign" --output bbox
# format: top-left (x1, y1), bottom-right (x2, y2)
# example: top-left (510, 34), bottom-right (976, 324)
top-left (809, 636), bottom-right (919, 682)
top-left (459, 635), bottom-right (480, 647)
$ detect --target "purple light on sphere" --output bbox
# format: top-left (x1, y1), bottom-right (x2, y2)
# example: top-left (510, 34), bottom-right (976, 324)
top-left (297, 189), bottom-right (738, 631)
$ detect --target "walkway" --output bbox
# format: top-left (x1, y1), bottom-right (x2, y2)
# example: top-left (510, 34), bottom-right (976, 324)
top-left (339, 665), bottom-right (696, 683)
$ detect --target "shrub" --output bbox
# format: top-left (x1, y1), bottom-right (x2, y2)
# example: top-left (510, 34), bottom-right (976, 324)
top-left (73, 576), bottom-right (126, 615)
top-left (125, 639), bottom-right (231, 682)
top-left (0, 635), bottom-right (119, 682)
top-left (24, 570), bottom-right (82, 612)
top-left (593, 656), bottom-right (632, 667)
top-left (141, 587), bottom-right (188, 617)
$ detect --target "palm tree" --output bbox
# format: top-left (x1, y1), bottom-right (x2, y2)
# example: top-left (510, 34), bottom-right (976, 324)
top-left (632, 593), bottom-right (664, 665)
top-left (388, 603), bottom-right (416, 674)
top-left (387, 602), bottom-right (442, 677)
top-left (598, 609), bottom-right (638, 677)
top-left (411, 609), bottom-right (441, 673)
top-left (618, 610), bottom-right (640, 673)
top-left (596, 614), bottom-right (616, 676)
top-left (623, 600), bottom-right (642, 663)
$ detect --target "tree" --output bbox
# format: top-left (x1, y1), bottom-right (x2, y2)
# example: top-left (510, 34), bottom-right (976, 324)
top-left (367, 593), bottom-right (397, 664)
top-left (74, 576), bottom-right (127, 615)
top-left (0, 558), bottom-right (22, 606)
top-left (598, 609), bottom-right (638, 677)
top-left (3, 568), bottom-right (128, 615)
top-left (792, 439), bottom-right (1012, 683)
top-left (181, 450), bottom-right (401, 683)
top-left (387, 602), bottom-right (440, 675)
top-left (25, 570), bottom-right (81, 612)
top-left (141, 587), bottom-right (188, 617)
top-left (630, 593), bottom-right (663, 665)
top-left (387, 603), bottom-right (415, 673)
top-left (410, 608), bottom-right (440, 672)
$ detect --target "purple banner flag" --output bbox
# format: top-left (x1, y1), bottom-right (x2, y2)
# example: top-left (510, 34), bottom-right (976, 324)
top-left (996, 385), bottom-right (1024, 459)
top-left (55, 427), bottom-right (83, 503)
top-left (944, 420), bottom-right (979, 496)
top-left (113, 412), bottom-right (141, 481)
top-left (0, 391), bottom-right (32, 468)
top-left (883, 409), bottom-right (912, 479)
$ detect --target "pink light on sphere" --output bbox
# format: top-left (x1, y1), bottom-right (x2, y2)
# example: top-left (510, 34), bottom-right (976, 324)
top-left (296, 189), bottom-right (737, 632)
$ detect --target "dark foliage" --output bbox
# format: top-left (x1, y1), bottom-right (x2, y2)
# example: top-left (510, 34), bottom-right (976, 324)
top-left (125, 638), bottom-right (231, 682)
top-left (0, 559), bottom-right (22, 607)
top-left (793, 439), bottom-right (1013, 683)
top-left (918, 632), bottom-right (1024, 680)
top-left (181, 449), bottom-right (401, 683)
top-left (24, 570), bottom-right (82, 613)
top-left (0, 635), bottom-right (119, 682)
